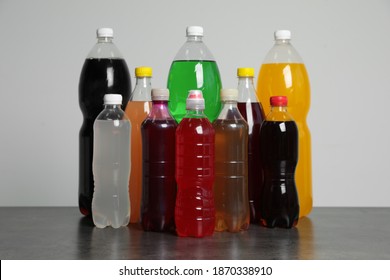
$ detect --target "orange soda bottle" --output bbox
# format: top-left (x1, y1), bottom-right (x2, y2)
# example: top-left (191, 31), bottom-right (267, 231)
top-left (257, 30), bottom-right (312, 217)
top-left (125, 66), bottom-right (152, 223)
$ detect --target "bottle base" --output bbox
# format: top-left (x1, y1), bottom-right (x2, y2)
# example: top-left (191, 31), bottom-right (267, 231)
top-left (260, 217), bottom-right (298, 229)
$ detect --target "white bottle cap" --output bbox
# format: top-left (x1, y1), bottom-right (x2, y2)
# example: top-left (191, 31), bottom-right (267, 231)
top-left (274, 30), bottom-right (291, 40)
top-left (104, 94), bottom-right (122, 105)
top-left (186, 26), bottom-right (203, 37)
top-left (97, 28), bottom-right (114, 38)
top-left (186, 90), bottom-right (205, 110)
top-left (151, 88), bottom-right (169, 101)
top-left (220, 88), bottom-right (238, 101)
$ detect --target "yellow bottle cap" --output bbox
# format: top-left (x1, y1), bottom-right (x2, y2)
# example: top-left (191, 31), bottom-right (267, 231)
top-left (237, 67), bottom-right (255, 77)
top-left (135, 66), bottom-right (152, 77)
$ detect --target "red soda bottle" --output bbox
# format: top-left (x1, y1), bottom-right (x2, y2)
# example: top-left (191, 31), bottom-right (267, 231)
top-left (175, 90), bottom-right (215, 237)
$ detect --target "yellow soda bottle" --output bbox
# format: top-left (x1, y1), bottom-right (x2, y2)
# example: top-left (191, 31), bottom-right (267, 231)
top-left (257, 30), bottom-right (312, 217)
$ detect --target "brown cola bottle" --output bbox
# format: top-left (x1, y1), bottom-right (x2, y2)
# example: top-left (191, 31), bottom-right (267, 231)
top-left (260, 96), bottom-right (299, 228)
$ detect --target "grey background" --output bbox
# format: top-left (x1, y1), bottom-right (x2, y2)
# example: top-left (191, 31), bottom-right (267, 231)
top-left (0, 0), bottom-right (389, 207)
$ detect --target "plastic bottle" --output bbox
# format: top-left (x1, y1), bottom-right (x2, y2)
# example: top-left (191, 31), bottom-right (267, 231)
top-left (125, 66), bottom-right (152, 223)
top-left (213, 88), bottom-right (249, 232)
top-left (78, 28), bottom-right (131, 216)
top-left (167, 26), bottom-right (222, 123)
top-left (259, 96), bottom-right (299, 228)
top-left (236, 67), bottom-right (265, 223)
top-left (141, 88), bottom-right (177, 232)
top-left (257, 30), bottom-right (312, 217)
top-left (175, 90), bottom-right (215, 237)
top-left (92, 94), bottom-right (131, 228)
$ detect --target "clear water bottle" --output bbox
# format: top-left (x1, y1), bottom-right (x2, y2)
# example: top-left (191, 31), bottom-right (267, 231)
top-left (175, 90), bottom-right (215, 237)
top-left (141, 88), bottom-right (177, 232)
top-left (213, 88), bottom-right (249, 232)
top-left (124, 66), bottom-right (152, 223)
top-left (237, 67), bottom-right (265, 223)
top-left (167, 26), bottom-right (222, 123)
top-left (78, 28), bottom-right (131, 216)
top-left (92, 94), bottom-right (131, 228)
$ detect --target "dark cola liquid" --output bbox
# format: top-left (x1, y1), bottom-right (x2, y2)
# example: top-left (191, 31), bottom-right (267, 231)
top-left (237, 102), bottom-right (265, 223)
top-left (141, 118), bottom-right (177, 232)
top-left (260, 120), bottom-right (299, 228)
top-left (78, 58), bottom-right (131, 216)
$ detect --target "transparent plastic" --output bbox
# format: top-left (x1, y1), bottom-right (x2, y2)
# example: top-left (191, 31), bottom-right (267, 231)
top-left (167, 27), bottom-right (222, 123)
top-left (259, 97), bottom-right (299, 228)
top-left (87, 34), bottom-right (124, 59)
top-left (141, 89), bottom-right (177, 232)
top-left (236, 69), bottom-right (265, 223)
top-left (257, 30), bottom-right (312, 217)
top-left (175, 91), bottom-right (215, 237)
top-left (213, 89), bottom-right (249, 232)
top-left (78, 29), bottom-right (131, 216)
top-left (92, 96), bottom-right (131, 228)
top-left (125, 67), bottom-right (152, 223)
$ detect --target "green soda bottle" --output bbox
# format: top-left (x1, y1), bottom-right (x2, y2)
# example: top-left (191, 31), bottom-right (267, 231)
top-left (167, 26), bottom-right (222, 123)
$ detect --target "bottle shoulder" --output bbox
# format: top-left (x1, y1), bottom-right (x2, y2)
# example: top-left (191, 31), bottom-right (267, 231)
top-left (173, 41), bottom-right (216, 61)
top-left (96, 108), bottom-right (128, 121)
top-left (177, 117), bottom-right (214, 133)
top-left (86, 42), bottom-right (124, 59)
top-left (265, 110), bottom-right (295, 122)
top-left (216, 106), bottom-right (247, 122)
top-left (263, 43), bottom-right (303, 63)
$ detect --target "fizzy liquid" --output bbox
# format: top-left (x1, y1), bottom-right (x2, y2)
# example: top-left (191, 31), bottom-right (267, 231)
top-left (167, 61), bottom-right (222, 123)
top-left (260, 120), bottom-right (299, 228)
top-left (257, 63), bottom-right (312, 217)
top-left (213, 118), bottom-right (249, 232)
top-left (175, 117), bottom-right (215, 237)
top-left (92, 119), bottom-right (131, 228)
top-left (237, 102), bottom-right (265, 223)
top-left (79, 58), bottom-right (131, 216)
top-left (124, 101), bottom-right (151, 223)
top-left (141, 115), bottom-right (177, 232)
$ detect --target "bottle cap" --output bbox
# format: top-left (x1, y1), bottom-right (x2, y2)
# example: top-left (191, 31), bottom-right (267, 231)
top-left (135, 66), bottom-right (152, 77)
top-left (270, 96), bottom-right (288, 106)
top-left (186, 90), bottom-right (205, 110)
top-left (220, 88), bottom-right (238, 101)
top-left (151, 88), bottom-right (169, 101)
top-left (186, 26), bottom-right (203, 37)
top-left (104, 94), bottom-right (122, 105)
top-left (97, 28), bottom-right (114, 38)
top-left (237, 67), bottom-right (255, 77)
top-left (274, 30), bottom-right (291, 40)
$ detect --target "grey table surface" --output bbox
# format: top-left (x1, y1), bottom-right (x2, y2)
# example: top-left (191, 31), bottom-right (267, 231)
top-left (0, 207), bottom-right (389, 260)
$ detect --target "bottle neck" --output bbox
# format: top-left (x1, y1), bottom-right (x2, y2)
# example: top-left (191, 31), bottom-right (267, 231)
top-left (237, 76), bottom-right (258, 102)
top-left (104, 104), bottom-right (122, 110)
top-left (97, 37), bottom-right (113, 43)
top-left (151, 100), bottom-right (169, 111)
top-left (131, 76), bottom-right (152, 101)
top-left (271, 105), bottom-right (287, 112)
top-left (266, 105), bottom-right (293, 122)
top-left (222, 100), bottom-right (238, 108)
top-left (135, 76), bottom-right (152, 88)
top-left (275, 38), bottom-right (291, 45)
top-left (186, 108), bottom-right (206, 118)
top-left (187, 35), bottom-right (203, 42)
top-left (216, 100), bottom-right (240, 120)
top-left (149, 100), bottom-right (172, 119)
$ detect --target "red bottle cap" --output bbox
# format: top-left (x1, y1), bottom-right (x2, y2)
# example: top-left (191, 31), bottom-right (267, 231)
top-left (270, 96), bottom-right (288, 106)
